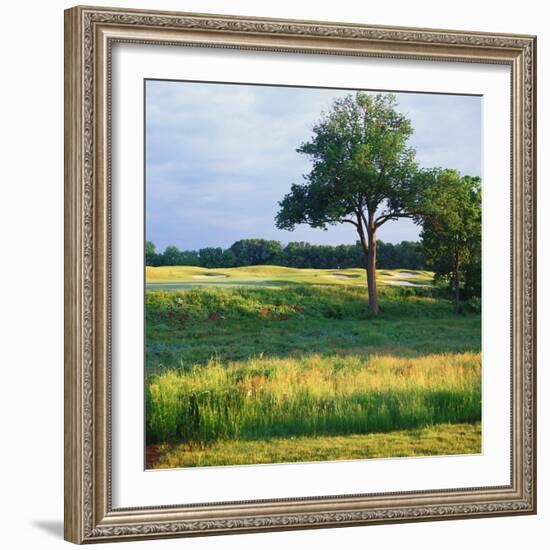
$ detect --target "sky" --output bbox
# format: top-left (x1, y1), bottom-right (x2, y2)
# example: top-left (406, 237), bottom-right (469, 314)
top-left (145, 80), bottom-right (481, 252)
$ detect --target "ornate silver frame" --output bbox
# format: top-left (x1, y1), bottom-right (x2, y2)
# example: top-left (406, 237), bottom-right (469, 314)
top-left (64, 5), bottom-right (537, 544)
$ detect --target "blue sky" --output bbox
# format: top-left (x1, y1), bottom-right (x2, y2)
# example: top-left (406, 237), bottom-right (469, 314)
top-left (145, 80), bottom-right (481, 252)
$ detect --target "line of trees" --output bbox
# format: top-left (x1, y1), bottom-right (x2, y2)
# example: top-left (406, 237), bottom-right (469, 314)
top-left (145, 238), bottom-right (426, 270)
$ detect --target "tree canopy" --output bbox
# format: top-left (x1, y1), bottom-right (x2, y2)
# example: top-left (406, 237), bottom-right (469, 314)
top-left (275, 92), bottom-right (427, 312)
top-left (229, 239), bottom-right (282, 266)
top-left (420, 170), bottom-right (481, 312)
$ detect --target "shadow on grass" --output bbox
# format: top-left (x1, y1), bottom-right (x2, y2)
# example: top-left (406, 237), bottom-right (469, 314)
top-left (146, 317), bottom-right (481, 373)
top-left (147, 279), bottom-right (307, 291)
top-left (145, 284), bottom-right (480, 372)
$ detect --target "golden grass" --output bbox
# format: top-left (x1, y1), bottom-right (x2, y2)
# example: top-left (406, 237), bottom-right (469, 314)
top-left (146, 352), bottom-right (481, 447)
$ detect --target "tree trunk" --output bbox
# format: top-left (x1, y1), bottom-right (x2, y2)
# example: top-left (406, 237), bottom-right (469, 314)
top-left (365, 228), bottom-right (379, 314)
top-left (356, 219), bottom-right (379, 314)
top-left (453, 250), bottom-right (460, 314)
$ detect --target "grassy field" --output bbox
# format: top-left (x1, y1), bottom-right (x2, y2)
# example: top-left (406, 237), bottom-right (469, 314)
top-left (145, 266), bottom-right (481, 468)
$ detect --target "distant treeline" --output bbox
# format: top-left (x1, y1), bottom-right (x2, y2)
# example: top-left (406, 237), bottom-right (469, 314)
top-left (146, 239), bottom-right (426, 270)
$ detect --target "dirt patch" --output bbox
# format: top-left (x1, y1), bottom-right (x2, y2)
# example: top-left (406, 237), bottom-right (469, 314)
top-left (146, 445), bottom-right (165, 469)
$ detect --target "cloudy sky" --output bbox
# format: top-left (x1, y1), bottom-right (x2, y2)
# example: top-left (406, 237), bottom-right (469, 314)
top-left (145, 80), bottom-right (481, 252)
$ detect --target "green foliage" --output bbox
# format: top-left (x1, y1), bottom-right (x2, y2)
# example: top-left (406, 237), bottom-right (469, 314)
top-left (146, 284), bottom-right (445, 325)
top-left (420, 170), bottom-right (481, 311)
top-left (179, 250), bottom-right (201, 266)
top-left (145, 239), bottom-right (426, 270)
top-left (145, 240), bottom-right (156, 258)
top-left (377, 241), bottom-right (426, 269)
top-left (198, 247), bottom-right (225, 268)
top-left (275, 92), bottom-right (419, 232)
top-left (229, 239), bottom-right (282, 266)
top-left (274, 241), bottom-right (362, 269)
top-left (145, 240), bottom-right (162, 266)
top-left (145, 243), bottom-right (201, 267)
top-left (222, 248), bottom-right (237, 267)
top-left (162, 245), bottom-right (183, 266)
top-left (464, 256), bottom-right (482, 299)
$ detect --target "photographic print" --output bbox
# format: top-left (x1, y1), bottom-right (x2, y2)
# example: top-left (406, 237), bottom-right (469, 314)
top-left (144, 80), bottom-right (482, 469)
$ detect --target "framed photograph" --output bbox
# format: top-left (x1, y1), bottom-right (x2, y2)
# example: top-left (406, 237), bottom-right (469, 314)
top-left (64, 5), bottom-right (537, 543)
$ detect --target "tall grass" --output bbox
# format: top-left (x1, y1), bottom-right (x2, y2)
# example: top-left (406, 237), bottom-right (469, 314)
top-left (146, 352), bottom-right (481, 444)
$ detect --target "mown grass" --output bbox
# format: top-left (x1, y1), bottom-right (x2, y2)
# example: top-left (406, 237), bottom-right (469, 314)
top-left (146, 265), bottom-right (434, 289)
top-left (146, 352), bottom-right (481, 445)
top-left (148, 422), bottom-right (481, 468)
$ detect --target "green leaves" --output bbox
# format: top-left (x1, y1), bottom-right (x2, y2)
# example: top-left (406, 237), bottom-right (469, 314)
top-left (275, 92), bottom-right (420, 232)
top-left (419, 170), bottom-right (482, 310)
top-left (229, 239), bottom-right (283, 265)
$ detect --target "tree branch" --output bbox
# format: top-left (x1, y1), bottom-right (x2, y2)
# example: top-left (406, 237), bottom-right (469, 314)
top-left (355, 211), bottom-right (369, 254)
top-left (360, 209), bottom-right (370, 233)
top-left (375, 212), bottom-right (413, 227)
top-left (341, 218), bottom-right (359, 228)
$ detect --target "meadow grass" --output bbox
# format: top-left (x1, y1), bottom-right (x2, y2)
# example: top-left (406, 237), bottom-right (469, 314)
top-left (145, 285), bottom-right (480, 370)
top-left (146, 352), bottom-right (480, 445)
top-left (145, 273), bottom-right (481, 466)
top-left (148, 422), bottom-right (481, 468)
top-left (145, 283), bottom-right (439, 322)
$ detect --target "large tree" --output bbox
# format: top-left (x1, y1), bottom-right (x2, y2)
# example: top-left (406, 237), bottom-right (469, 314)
top-left (198, 247), bottom-right (225, 268)
top-left (230, 239), bottom-right (283, 266)
top-left (145, 240), bottom-right (161, 266)
top-left (275, 92), bottom-right (423, 313)
top-left (420, 169), bottom-right (481, 313)
top-left (162, 245), bottom-right (184, 266)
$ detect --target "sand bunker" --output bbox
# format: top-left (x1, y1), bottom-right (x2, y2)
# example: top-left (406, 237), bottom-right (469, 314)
top-left (330, 274), bottom-right (357, 279)
top-left (385, 280), bottom-right (427, 287)
top-left (192, 274), bottom-right (228, 279)
top-left (392, 272), bottom-right (421, 279)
